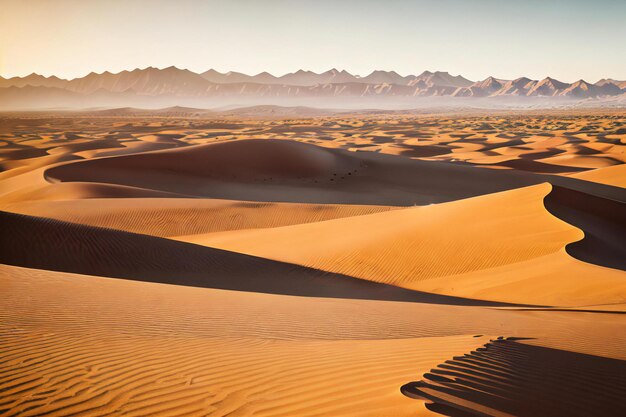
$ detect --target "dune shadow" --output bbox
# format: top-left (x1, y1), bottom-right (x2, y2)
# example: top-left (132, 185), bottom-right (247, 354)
top-left (401, 338), bottom-right (626, 417)
top-left (494, 158), bottom-right (588, 174)
top-left (544, 185), bottom-right (626, 271)
top-left (41, 138), bottom-right (546, 206)
top-left (0, 210), bottom-right (521, 307)
top-left (398, 144), bottom-right (451, 158)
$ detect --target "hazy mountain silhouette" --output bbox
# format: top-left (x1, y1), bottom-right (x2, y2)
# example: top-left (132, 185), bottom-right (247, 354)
top-left (1, 67), bottom-right (624, 110)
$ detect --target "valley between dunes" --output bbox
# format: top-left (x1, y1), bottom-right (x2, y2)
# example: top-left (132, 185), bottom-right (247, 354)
top-left (1, 111), bottom-right (625, 416)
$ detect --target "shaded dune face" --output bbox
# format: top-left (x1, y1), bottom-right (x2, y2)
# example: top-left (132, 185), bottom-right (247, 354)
top-left (43, 138), bottom-right (546, 205)
top-left (494, 157), bottom-right (588, 173)
top-left (401, 338), bottom-right (626, 417)
top-left (45, 138), bottom-right (358, 183)
top-left (0, 210), bottom-right (515, 306)
top-left (544, 185), bottom-right (626, 271)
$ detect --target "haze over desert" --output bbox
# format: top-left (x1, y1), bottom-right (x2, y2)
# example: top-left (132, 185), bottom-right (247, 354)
top-left (1, 1), bottom-right (625, 416)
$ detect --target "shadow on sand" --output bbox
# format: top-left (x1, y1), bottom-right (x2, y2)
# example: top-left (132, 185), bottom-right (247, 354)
top-left (0, 210), bottom-right (521, 307)
top-left (401, 337), bottom-right (626, 417)
top-left (544, 184), bottom-right (626, 271)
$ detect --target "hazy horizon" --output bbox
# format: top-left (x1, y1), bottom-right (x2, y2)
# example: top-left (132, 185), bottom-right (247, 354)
top-left (2, 0), bottom-right (625, 83)
top-left (2, 65), bottom-right (623, 85)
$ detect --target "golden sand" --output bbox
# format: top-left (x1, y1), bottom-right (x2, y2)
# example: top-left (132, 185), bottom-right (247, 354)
top-left (1, 111), bottom-right (624, 416)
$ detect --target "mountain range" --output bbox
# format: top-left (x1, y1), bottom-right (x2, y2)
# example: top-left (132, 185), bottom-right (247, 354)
top-left (1, 67), bottom-right (625, 110)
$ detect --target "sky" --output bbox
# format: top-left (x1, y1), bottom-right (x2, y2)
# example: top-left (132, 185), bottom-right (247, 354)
top-left (1, 0), bottom-right (625, 82)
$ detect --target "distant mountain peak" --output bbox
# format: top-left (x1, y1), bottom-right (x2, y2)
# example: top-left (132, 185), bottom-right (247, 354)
top-left (2, 67), bottom-right (624, 107)
top-left (368, 70), bottom-right (399, 75)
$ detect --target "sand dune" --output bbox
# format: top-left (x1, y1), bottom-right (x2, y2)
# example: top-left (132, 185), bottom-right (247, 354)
top-left (3, 264), bottom-right (626, 416)
top-left (46, 138), bottom-right (359, 183)
top-left (1, 111), bottom-right (624, 416)
top-left (2, 112), bottom-right (623, 206)
top-left (0, 153), bottom-right (82, 178)
top-left (42, 138), bottom-right (549, 205)
top-left (0, 210), bottom-right (509, 306)
top-left (540, 154), bottom-right (622, 169)
top-left (491, 157), bottom-right (589, 174)
top-left (73, 140), bottom-right (178, 159)
top-left (173, 183), bottom-right (625, 306)
top-left (8, 264), bottom-right (626, 351)
top-left (411, 249), bottom-right (626, 307)
top-left (1, 182), bottom-right (188, 203)
top-left (1, 267), bottom-right (485, 417)
top-left (545, 185), bottom-right (626, 270)
top-left (0, 198), bottom-right (393, 237)
top-left (570, 163), bottom-right (626, 187)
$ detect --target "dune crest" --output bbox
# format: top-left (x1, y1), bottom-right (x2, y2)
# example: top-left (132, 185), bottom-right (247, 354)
top-left (570, 163), bottom-right (626, 188)
top-left (1, 198), bottom-right (394, 237)
top-left (0, 210), bottom-right (512, 306)
top-left (174, 184), bottom-right (591, 302)
top-left (174, 182), bottom-right (626, 306)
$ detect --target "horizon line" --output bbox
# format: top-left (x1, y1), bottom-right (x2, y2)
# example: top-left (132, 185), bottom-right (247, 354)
top-left (2, 66), bottom-right (622, 85)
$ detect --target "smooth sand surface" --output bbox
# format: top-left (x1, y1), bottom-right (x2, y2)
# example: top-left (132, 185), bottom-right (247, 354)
top-left (570, 163), bottom-right (626, 187)
top-left (1, 111), bottom-right (624, 416)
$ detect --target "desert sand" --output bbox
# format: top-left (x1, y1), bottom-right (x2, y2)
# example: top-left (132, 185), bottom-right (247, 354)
top-left (1, 110), bottom-right (625, 416)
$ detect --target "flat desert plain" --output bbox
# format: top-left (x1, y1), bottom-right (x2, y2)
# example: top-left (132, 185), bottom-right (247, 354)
top-left (1, 110), bottom-right (625, 417)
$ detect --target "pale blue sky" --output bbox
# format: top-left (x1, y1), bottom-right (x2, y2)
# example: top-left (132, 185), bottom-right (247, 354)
top-left (1, 0), bottom-right (625, 82)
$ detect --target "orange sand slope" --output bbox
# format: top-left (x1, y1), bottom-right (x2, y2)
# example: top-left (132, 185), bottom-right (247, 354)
top-left (570, 163), bottom-right (626, 187)
top-left (0, 265), bottom-right (489, 417)
top-left (2, 264), bottom-right (626, 417)
top-left (1, 112), bottom-right (625, 416)
top-left (1, 209), bottom-right (512, 306)
top-left (175, 183), bottom-right (626, 306)
top-left (0, 198), bottom-right (394, 237)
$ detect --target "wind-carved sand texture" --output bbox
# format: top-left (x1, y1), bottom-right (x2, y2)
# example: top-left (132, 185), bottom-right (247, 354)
top-left (1, 110), bottom-right (625, 416)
